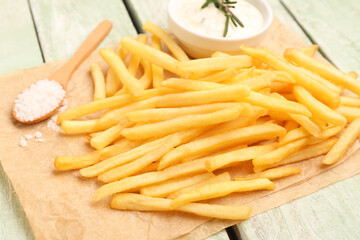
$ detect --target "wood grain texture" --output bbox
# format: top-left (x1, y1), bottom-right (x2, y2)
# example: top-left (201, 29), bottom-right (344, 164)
top-left (0, 164), bottom-right (35, 240)
top-left (29, 0), bottom-right (137, 62)
top-left (282, 0), bottom-right (360, 72)
top-left (0, 0), bottom-right (43, 74)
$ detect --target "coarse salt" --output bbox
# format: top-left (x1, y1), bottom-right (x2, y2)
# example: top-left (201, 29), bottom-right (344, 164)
top-left (34, 131), bottom-right (42, 138)
top-left (14, 79), bottom-right (65, 122)
top-left (24, 134), bottom-right (33, 140)
top-left (19, 137), bottom-right (28, 147)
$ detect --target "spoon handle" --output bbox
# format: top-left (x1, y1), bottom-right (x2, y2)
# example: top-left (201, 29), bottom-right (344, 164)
top-left (50, 20), bottom-right (113, 88)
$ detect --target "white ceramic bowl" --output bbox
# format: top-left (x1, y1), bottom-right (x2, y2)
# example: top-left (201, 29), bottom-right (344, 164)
top-left (168, 0), bottom-right (273, 58)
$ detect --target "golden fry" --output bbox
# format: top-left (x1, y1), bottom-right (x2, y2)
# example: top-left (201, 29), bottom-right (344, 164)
top-left (322, 118), bottom-right (360, 165)
top-left (159, 123), bottom-right (285, 170)
top-left (95, 158), bottom-right (208, 201)
top-left (205, 143), bottom-right (276, 172)
top-left (284, 48), bottom-right (360, 96)
top-left (100, 48), bottom-right (144, 96)
top-left (336, 106), bottom-right (360, 122)
top-left (151, 35), bottom-right (164, 88)
top-left (128, 34), bottom-right (148, 76)
top-left (170, 178), bottom-right (275, 208)
top-left (98, 134), bottom-right (181, 182)
top-left (140, 172), bottom-right (214, 198)
top-left (299, 45), bottom-right (318, 56)
top-left (340, 96), bottom-right (360, 107)
top-left (111, 193), bottom-right (252, 220)
top-left (237, 167), bottom-right (301, 180)
top-left (90, 62), bottom-right (106, 100)
top-left (197, 68), bottom-right (237, 82)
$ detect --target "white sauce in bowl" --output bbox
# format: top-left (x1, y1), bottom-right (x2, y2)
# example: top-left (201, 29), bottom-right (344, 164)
top-left (172, 0), bottom-right (264, 38)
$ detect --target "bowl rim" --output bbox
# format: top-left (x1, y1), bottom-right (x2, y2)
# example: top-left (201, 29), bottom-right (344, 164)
top-left (168, 0), bottom-right (273, 42)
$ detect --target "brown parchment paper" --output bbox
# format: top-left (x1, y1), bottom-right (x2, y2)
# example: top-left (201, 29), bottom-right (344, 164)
top-left (1, 18), bottom-right (360, 240)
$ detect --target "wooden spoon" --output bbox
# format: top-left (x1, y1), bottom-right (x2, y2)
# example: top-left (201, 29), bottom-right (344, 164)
top-left (13, 20), bottom-right (113, 124)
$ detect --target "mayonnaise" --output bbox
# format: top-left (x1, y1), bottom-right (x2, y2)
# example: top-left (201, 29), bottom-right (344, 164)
top-left (172, 0), bottom-right (264, 38)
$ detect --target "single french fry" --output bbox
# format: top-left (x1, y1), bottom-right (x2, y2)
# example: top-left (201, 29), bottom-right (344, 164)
top-left (90, 118), bottom-right (133, 150)
top-left (137, 162), bottom-right (159, 174)
top-left (96, 99), bottom-right (156, 130)
top-left (253, 137), bottom-right (309, 168)
top-left (55, 151), bottom-right (101, 171)
top-left (278, 127), bottom-right (310, 146)
top-left (205, 143), bottom-right (277, 172)
top-left (105, 68), bottom-right (121, 97)
top-left (100, 48), bottom-right (144, 96)
top-left (126, 103), bottom-right (240, 122)
top-left (55, 139), bottom-right (140, 171)
top-left (161, 78), bottom-right (224, 91)
top-left (61, 120), bottom-right (98, 134)
top-left (322, 118), bottom-right (360, 165)
top-left (269, 111), bottom-right (292, 121)
top-left (241, 45), bottom-right (340, 109)
top-left (300, 45), bottom-right (318, 56)
top-left (128, 34), bottom-right (148, 76)
top-left (197, 68), bottom-right (237, 83)
top-left (105, 46), bottom-right (123, 97)
top-left (293, 86), bottom-right (346, 126)
top-left (336, 106), bottom-right (360, 122)
top-left (254, 138), bottom-right (337, 172)
top-left (80, 137), bottom-right (169, 178)
top-left (100, 139), bottom-right (141, 159)
top-left (284, 48), bottom-right (360, 96)
top-left (140, 172), bottom-right (214, 197)
top-left (143, 21), bottom-right (189, 61)
top-left (151, 35), bottom-right (164, 88)
top-left (122, 106), bottom-right (242, 140)
top-left (154, 84), bottom-right (250, 107)
top-left (95, 158), bottom-right (208, 201)
top-left (340, 96), bottom-right (360, 107)
top-left (158, 123), bottom-right (285, 170)
top-left (57, 94), bottom-right (135, 124)
top-left (138, 58), bottom-right (153, 89)
top-left (98, 134), bottom-right (181, 182)
top-left (90, 62), bottom-right (106, 100)
top-left (237, 167), bottom-right (302, 180)
top-left (168, 172), bottom-right (231, 199)
top-left (170, 178), bottom-right (275, 208)
top-left (244, 91), bottom-right (311, 117)
top-left (111, 193), bottom-right (252, 220)
top-left (178, 56), bottom-right (252, 74)
top-left (120, 36), bottom-right (181, 75)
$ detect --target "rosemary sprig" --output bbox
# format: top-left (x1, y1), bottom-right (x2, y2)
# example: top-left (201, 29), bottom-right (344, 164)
top-left (201, 0), bottom-right (244, 37)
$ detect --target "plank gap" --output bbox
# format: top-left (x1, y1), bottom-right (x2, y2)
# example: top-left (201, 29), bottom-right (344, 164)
top-left (279, 0), bottom-right (335, 66)
top-left (26, 0), bottom-right (45, 63)
top-left (226, 226), bottom-right (241, 240)
top-left (122, 0), bottom-right (144, 33)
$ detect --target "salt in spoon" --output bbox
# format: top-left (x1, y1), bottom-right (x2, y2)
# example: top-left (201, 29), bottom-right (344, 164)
top-left (13, 20), bottom-right (113, 124)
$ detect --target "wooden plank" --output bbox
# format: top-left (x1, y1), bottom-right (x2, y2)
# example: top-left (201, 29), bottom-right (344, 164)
top-left (0, 0), bottom-right (43, 74)
top-left (29, 0), bottom-right (137, 62)
top-left (124, 0), bottom-right (169, 29)
top-left (240, 175), bottom-right (360, 240)
top-left (0, 0), bottom-right (42, 239)
top-left (0, 163), bottom-right (35, 240)
top-left (282, 0), bottom-right (360, 72)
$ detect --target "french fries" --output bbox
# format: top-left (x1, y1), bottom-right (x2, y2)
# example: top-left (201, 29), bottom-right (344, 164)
top-left (122, 106), bottom-right (242, 140)
top-left (322, 118), bottom-right (360, 165)
top-left (170, 178), bottom-right (275, 208)
top-left (111, 193), bottom-right (252, 220)
top-left (143, 21), bottom-right (189, 62)
top-left (236, 167), bottom-right (302, 181)
top-left (55, 22), bottom-right (360, 221)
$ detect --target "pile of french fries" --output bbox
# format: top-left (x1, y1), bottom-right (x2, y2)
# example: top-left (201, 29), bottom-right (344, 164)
top-left (55, 21), bottom-right (360, 221)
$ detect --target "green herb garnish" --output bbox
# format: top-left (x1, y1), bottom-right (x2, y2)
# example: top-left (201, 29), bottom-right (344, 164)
top-left (201, 0), bottom-right (244, 37)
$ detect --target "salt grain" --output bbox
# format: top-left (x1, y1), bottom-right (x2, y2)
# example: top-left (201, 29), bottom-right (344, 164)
top-left (14, 79), bottom-right (65, 122)
top-left (35, 138), bottom-right (45, 142)
top-left (19, 137), bottom-right (28, 147)
top-left (34, 131), bottom-right (42, 138)
top-left (24, 134), bottom-right (33, 140)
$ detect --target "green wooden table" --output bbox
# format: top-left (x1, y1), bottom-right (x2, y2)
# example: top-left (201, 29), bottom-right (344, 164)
top-left (1, 0), bottom-right (359, 239)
